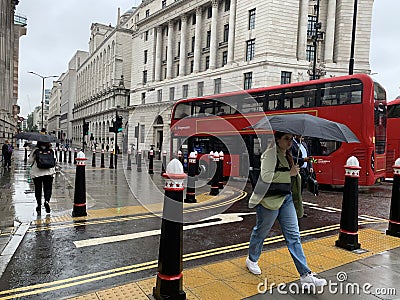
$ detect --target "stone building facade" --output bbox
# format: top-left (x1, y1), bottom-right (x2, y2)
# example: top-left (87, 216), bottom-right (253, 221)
top-left (0, 0), bottom-right (25, 144)
top-left (125, 0), bottom-right (373, 155)
top-left (72, 11), bottom-right (134, 151)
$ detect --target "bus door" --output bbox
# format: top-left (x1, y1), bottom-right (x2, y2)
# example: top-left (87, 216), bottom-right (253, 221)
top-left (306, 138), bottom-right (337, 185)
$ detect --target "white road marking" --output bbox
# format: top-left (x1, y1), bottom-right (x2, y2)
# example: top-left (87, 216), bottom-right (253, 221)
top-left (73, 212), bottom-right (255, 248)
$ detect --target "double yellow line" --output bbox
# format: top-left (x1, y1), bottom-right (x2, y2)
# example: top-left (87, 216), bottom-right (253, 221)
top-left (0, 219), bottom-right (382, 299)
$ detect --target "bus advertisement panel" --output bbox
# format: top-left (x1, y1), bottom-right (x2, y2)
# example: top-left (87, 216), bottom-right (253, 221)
top-left (171, 74), bottom-right (386, 186)
top-left (386, 98), bottom-right (400, 178)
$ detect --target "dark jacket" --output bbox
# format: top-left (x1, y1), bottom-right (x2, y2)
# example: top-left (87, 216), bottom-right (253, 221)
top-left (291, 140), bottom-right (312, 170)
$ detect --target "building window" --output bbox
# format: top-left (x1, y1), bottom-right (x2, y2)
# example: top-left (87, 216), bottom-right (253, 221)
top-left (207, 6), bottom-right (212, 19)
top-left (141, 92), bottom-right (146, 104)
top-left (222, 51), bottom-right (228, 66)
top-left (176, 64), bottom-right (180, 76)
top-left (177, 42), bottom-right (180, 57)
top-left (306, 45), bottom-right (315, 62)
top-left (307, 15), bottom-right (317, 37)
top-left (214, 78), bottom-right (221, 94)
top-left (198, 81), bottom-right (204, 96)
top-left (249, 8), bottom-right (256, 30)
top-left (169, 87), bottom-right (175, 101)
top-left (144, 31), bottom-right (149, 41)
top-left (191, 36), bottom-right (195, 52)
top-left (144, 50), bottom-right (148, 64)
top-left (140, 124), bottom-right (145, 143)
top-left (190, 60), bottom-right (194, 73)
top-left (177, 20), bottom-right (181, 31)
top-left (205, 56), bottom-right (210, 70)
top-left (142, 70), bottom-right (148, 84)
top-left (246, 39), bottom-right (255, 61)
top-left (157, 89), bottom-right (162, 102)
top-left (244, 72), bottom-right (252, 90)
top-left (224, 0), bottom-right (231, 11)
top-left (162, 0), bottom-right (166, 8)
top-left (164, 68), bottom-right (167, 79)
top-left (192, 13), bottom-right (196, 25)
top-left (183, 84), bottom-right (189, 98)
top-left (281, 71), bottom-right (292, 84)
top-left (206, 30), bottom-right (211, 48)
top-left (145, 9), bottom-right (150, 17)
top-left (223, 24), bottom-right (229, 42)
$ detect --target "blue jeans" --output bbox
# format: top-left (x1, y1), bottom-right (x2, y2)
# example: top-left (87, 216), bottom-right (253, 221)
top-left (248, 194), bottom-right (310, 276)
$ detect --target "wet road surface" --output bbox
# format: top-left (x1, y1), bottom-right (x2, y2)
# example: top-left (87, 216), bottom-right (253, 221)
top-left (0, 149), bottom-right (394, 299)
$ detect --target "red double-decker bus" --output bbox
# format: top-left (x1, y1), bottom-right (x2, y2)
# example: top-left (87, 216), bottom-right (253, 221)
top-left (170, 74), bottom-right (387, 186)
top-left (386, 98), bottom-right (400, 178)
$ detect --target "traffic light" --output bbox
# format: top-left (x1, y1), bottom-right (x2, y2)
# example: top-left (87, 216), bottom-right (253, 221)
top-left (115, 115), bottom-right (123, 133)
top-left (83, 122), bottom-right (89, 136)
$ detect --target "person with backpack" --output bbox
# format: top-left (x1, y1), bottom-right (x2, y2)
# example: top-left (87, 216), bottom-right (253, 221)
top-left (28, 141), bottom-right (57, 214)
top-left (2, 139), bottom-right (13, 169)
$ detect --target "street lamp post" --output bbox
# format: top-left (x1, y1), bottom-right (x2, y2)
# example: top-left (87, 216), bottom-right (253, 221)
top-left (28, 71), bottom-right (58, 131)
top-left (348, 0), bottom-right (358, 75)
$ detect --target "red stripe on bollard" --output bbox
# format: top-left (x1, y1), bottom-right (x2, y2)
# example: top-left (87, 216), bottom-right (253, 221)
top-left (157, 272), bottom-right (183, 281)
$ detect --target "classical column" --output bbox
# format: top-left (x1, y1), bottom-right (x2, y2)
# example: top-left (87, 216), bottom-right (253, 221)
top-left (179, 14), bottom-right (188, 76)
top-left (209, 0), bottom-right (219, 70)
top-left (154, 26), bottom-right (163, 81)
top-left (297, 0), bottom-right (308, 61)
top-left (166, 21), bottom-right (174, 79)
top-left (227, 0), bottom-right (237, 64)
top-left (193, 7), bottom-right (202, 73)
top-left (324, 0), bottom-right (336, 63)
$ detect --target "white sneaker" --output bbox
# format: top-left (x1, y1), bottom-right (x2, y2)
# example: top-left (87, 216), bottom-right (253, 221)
top-left (300, 272), bottom-right (327, 287)
top-left (246, 257), bottom-right (261, 275)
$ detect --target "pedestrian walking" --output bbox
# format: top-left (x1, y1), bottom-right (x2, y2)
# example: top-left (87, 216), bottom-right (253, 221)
top-left (28, 141), bottom-right (57, 214)
top-left (246, 131), bottom-right (326, 288)
top-left (2, 139), bottom-right (13, 169)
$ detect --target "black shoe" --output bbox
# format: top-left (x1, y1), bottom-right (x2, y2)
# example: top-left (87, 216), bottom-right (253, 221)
top-left (44, 201), bottom-right (50, 214)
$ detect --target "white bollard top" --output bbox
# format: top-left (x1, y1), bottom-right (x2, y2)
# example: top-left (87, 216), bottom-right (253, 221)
top-left (346, 156), bottom-right (359, 167)
top-left (395, 158), bottom-right (400, 167)
top-left (393, 158), bottom-right (400, 175)
top-left (163, 158), bottom-right (186, 190)
top-left (189, 152), bottom-right (196, 159)
top-left (345, 155), bottom-right (361, 177)
top-left (77, 151), bottom-right (86, 159)
top-left (163, 150), bottom-right (167, 155)
top-left (219, 151), bottom-right (224, 158)
top-left (128, 149), bottom-right (131, 154)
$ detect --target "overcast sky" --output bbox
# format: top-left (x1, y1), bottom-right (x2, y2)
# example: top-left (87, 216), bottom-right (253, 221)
top-left (16, 0), bottom-right (400, 118)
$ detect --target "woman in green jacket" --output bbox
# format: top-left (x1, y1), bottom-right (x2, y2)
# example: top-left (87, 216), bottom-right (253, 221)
top-left (246, 131), bottom-right (326, 288)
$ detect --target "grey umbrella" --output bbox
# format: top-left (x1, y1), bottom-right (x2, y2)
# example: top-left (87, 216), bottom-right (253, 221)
top-left (248, 113), bottom-right (359, 143)
top-left (14, 132), bottom-right (60, 143)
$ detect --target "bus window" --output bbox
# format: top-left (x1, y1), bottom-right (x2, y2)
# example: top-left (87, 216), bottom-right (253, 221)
top-left (268, 91), bottom-right (284, 110)
top-left (374, 103), bottom-right (386, 154)
top-left (374, 81), bottom-right (386, 101)
top-left (320, 80), bottom-right (363, 106)
top-left (173, 102), bottom-right (191, 119)
top-left (388, 103), bottom-right (400, 118)
top-left (319, 140), bottom-right (341, 156)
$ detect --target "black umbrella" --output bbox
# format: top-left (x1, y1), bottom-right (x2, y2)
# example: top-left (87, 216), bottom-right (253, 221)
top-left (248, 113), bottom-right (359, 143)
top-left (14, 132), bottom-right (60, 143)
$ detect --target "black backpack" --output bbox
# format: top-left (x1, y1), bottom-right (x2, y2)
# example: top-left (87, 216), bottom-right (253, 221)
top-left (35, 149), bottom-right (56, 169)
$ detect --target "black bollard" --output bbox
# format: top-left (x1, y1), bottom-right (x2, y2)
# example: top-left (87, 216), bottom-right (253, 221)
top-left (387, 158), bottom-right (400, 237)
top-left (218, 151), bottom-right (224, 189)
top-left (137, 150), bottom-right (142, 172)
top-left (335, 156), bottom-right (361, 250)
top-left (109, 150), bottom-right (114, 169)
top-left (153, 159), bottom-right (186, 300)
top-left (68, 148), bottom-right (72, 164)
top-left (92, 149), bottom-right (96, 167)
top-left (185, 151), bottom-right (197, 203)
top-left (127, 149), bottom-right (132, 170)
top-left (100, 149), bottom-right (105, 168)
top-left (24, 147), bottom-right (28, 163)
top-left (209, 151), bottom-right (220, 196)
top-left (207, 151), bottom-right (214, 185)
top-left (72, 151), bottom-right (88, 217)
top-left (194, 150), bottom-right (200, 176)
top-left (63, 148), bottom-right (67, 163)
top-left (59, 147), bottom-right (63, 163)
top-left (161, 150), bottom-right (167, 175)
top-left (74, 148), bottom-right (78, 164)
top-left (149, 148), bottom-right (154, 174)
